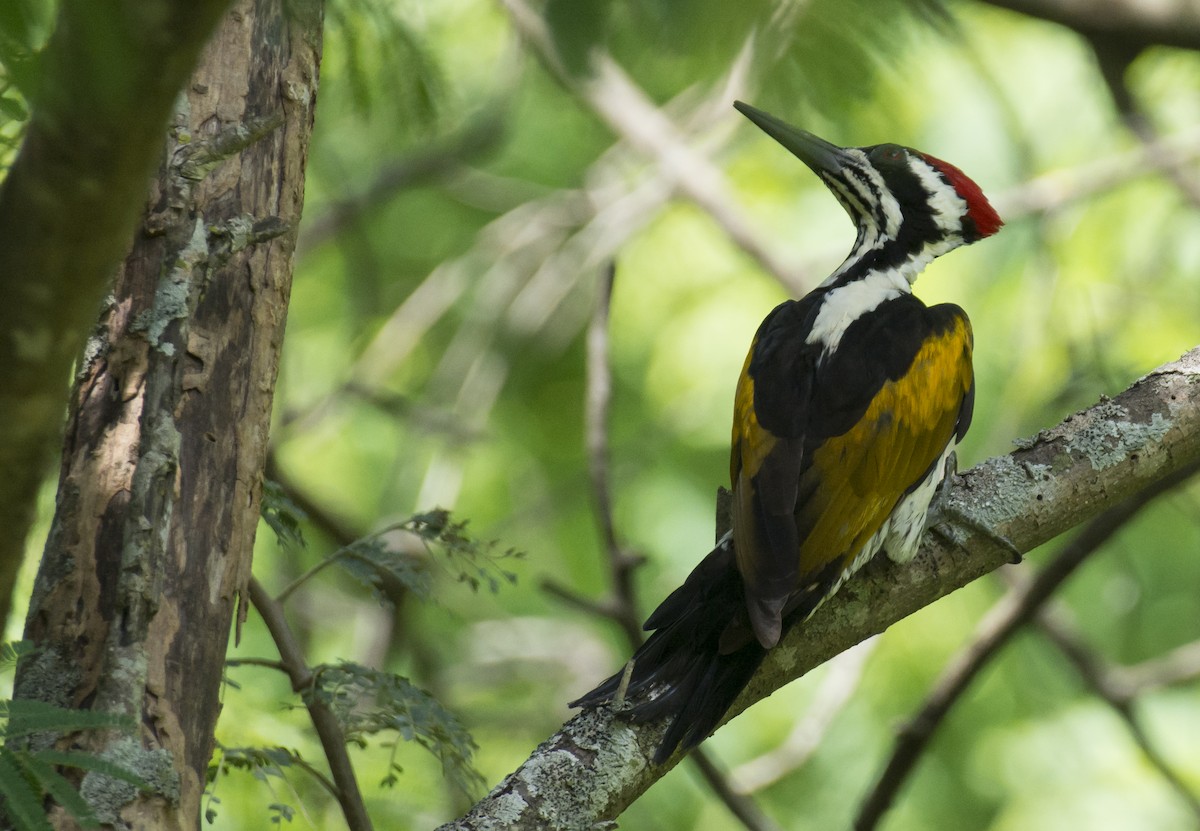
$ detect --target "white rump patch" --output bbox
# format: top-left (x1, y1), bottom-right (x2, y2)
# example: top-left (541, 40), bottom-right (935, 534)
top-left (880, 440), bottom-right (959, 564)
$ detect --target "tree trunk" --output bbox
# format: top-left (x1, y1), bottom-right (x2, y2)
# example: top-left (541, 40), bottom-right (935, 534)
top-left (12, 0), bottom-right (323, 826)
top-left (0, 0), bottom-right (233, 638)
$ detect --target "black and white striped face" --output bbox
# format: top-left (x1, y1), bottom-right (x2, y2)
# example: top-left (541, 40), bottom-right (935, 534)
top-left (734, 102), bottom-right (1002, 287)
top-left (826, 143), bottom-right (1002, 275)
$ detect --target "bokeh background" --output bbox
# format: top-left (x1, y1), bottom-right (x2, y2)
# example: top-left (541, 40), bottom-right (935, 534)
top-left (7, 0), bottom-right (1200, 828)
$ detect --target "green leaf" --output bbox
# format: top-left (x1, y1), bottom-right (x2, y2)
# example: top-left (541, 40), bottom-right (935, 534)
top-left (306, 661), bottom-right (483, 794)
top-left (0, 641), bottom-right (33, 671)
top-left (324, 0), bottom-right (442, 130)
top-left (267, 802), bottom-right (295, 823)
top-left (17, 752), bottom-right (101, 828)
top-left (260, 479), bottom-right (308, 552)
top-left (0, 700), bottom-right (132, 740)
top-left (207, 746), bottom-right (305, 824)
top-left (0, 746), bottom-right (52, 831)
top-left (333, 536), bottom-right (432, 606)
top-left (213, 745), bottom-right (300, 778)
top-left (0, 94), bottom-right (27, 121)
top-left (33, 749), bottom-right (152, 791)
top-left (403, 510), bottom-right (524, 596)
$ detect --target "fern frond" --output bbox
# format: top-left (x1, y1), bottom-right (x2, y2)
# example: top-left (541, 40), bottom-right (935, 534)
top-left (32, 749), bottom-right (152, 791)
top-left (0, 700), bottom-right (132, 740)
top-left (16, 752), bottom-right (101, 828)
top-left (0, 746), bottom-right (52, 831)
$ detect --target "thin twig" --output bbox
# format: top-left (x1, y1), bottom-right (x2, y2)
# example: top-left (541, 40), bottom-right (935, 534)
top-left (730, 638), bottom-right (878, 794)
top-left (1122, 638), bottom-right (1200, 694)
top-left (437, 351), bottom-right (1200, 830)
top-left (586, 261), bottom-right (620, 563)
top-left (248, 577), bottom-right (374, 831)
top-left (853, 459), bottom-right (1200, 831)
top-left (499, 0), bottom-right (809, 294)
top-left (283, 753), bottom-right (341, 802)
top-left (585, 262), bottom-right (645, 645)
top-left (274, 556), bottom-right (342, 606)
top-left (1034, 607), bottom-right (1200, 822)
top-left (300, 109), bottom-right (507, 252)
top-left (273, 519), bottom-right (413, 605)
top-left (541, 578), bottom-right (628, 623)
top-left (1087, 34), bottom-right (1200, 210)
top-left (265, 450), bottom-right (360, 545)
top-left (570, 261), bottom-right (781, 831)
top-left (262, 453), bottom-right (363, 603)
top-left (992, 123), bottom-right (1200, 220)
top-left (225, 657), bottom-right (288, 672)
top-left (691, 752), bottom-right (785, 831)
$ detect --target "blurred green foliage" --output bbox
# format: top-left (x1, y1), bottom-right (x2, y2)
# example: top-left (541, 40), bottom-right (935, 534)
top-left (263, 0), bottom-right (1200, 826)
top-left (5, 0), bottom-right (1200, 828)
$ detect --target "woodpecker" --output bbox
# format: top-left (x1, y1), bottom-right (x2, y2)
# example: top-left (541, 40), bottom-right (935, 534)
top-left (572, 101), bottom-right (1003, 763)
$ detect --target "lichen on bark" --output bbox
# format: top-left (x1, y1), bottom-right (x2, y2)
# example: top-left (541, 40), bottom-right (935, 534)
top-left (10, 0), bottom-right (324, 825)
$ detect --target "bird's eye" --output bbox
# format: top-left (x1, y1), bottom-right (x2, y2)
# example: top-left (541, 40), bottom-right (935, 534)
top-left (870, 145), bottom-right (906, 164)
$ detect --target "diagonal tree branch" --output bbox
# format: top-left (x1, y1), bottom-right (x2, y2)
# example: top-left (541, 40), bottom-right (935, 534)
top-left (558, 261), bottom-right (780, 831)
top-left (979, 0), bottom-right (1200, 52)
top-left (248, 577), bottom-right (374, 831)
top-left (1033, 607), bottom-right (1200, 822)
top-left (853, 454), bottom-right (1200, 831)
top-left (582, 262), bottom-right (645, 648)
top-left (990, 125), bottom-right (1200, 219)
top-left (437, 347), bottom-right (1200, 829)
top-left (499, 0), bottom-right (810, 293)
top-left (1121, 638), bottom-right (1200, 695)
top-left (730, 638), bottom-right (878, 794)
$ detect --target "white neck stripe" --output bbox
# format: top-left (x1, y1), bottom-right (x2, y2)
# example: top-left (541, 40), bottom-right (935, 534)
top-left (805, 270), bottom-right (908, 353)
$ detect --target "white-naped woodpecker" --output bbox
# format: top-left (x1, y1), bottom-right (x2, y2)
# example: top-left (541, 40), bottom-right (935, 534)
top-left (571, 101), bottom-right (1004, 764)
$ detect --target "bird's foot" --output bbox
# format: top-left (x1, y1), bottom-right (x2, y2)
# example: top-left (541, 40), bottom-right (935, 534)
top-left (926, 496), bottom-right (1022, 565)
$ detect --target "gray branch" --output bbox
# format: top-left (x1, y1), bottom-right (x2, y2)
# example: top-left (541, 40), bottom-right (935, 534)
top-left (980, 0), bottom-right (1200, 51)
top-left (437, 346), bottom-right (1200, 830)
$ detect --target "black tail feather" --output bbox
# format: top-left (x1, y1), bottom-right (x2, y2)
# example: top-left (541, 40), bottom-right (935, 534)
top-left (570, 537), bottom-right (768, 764)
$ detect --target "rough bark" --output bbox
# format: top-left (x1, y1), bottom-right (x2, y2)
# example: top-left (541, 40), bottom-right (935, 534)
top-left (11, 0), bottom-right (323, 826)
top-left (0, 0), bottom-right (236, 632)
top-left (438, 347), bottom-right (1200, 830)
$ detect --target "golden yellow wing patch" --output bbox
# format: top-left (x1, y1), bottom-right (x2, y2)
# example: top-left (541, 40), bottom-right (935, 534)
top-left (730, 343), bottom-right (773, 487)
top-left (730, 344), bottom-right (777, 621)
top-left (728, 311), bottom-right (973, 648)
top-left (792, 314), bottom-right (973, 586)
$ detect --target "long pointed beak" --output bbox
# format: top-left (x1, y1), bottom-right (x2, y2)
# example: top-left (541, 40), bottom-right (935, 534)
top-left (734, 101), bottom-right (850, 177)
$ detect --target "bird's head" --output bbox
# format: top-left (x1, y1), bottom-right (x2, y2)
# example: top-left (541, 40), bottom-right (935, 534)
top-left (734, 101), bottom-right (1002, 286)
